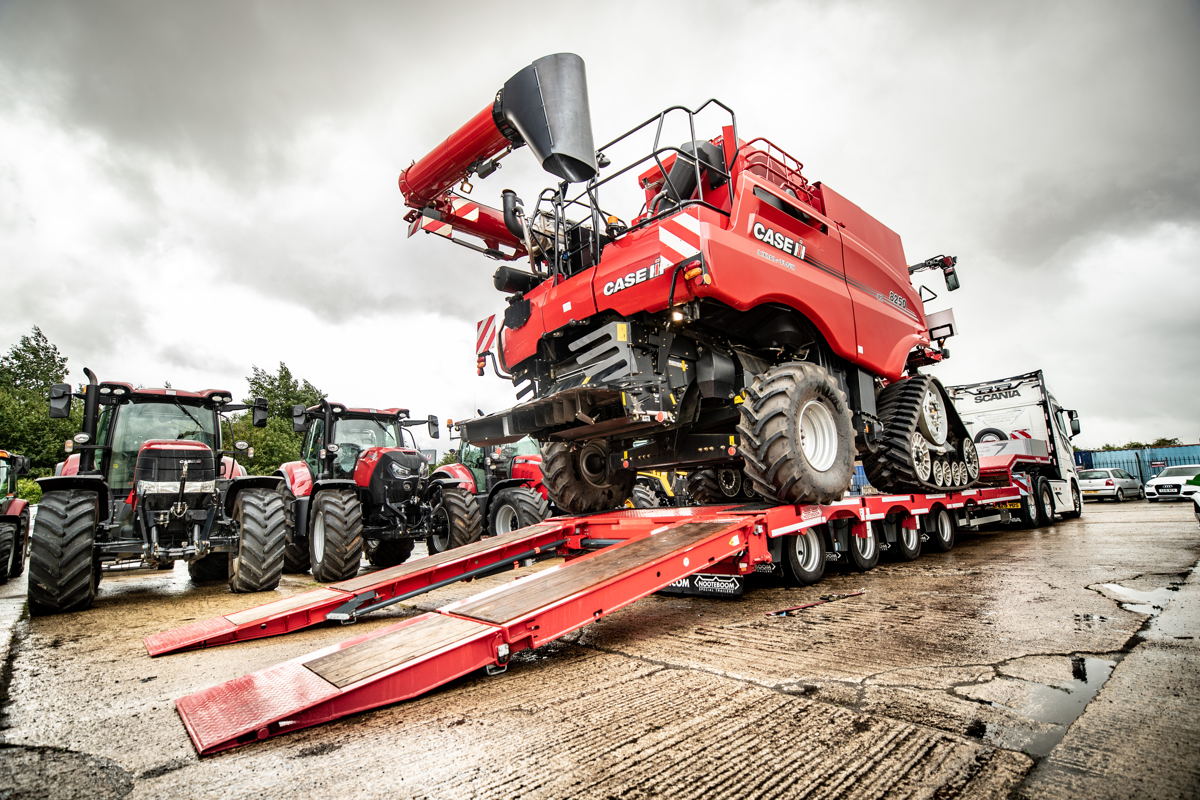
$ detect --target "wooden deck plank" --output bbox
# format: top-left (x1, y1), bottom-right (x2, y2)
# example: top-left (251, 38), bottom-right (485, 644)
top-left (451, 521), bottom-right (738, 625)
top-left (303, 613), bottom-right (493, 689)
top-left (224, 588), bottom-right (347, 626)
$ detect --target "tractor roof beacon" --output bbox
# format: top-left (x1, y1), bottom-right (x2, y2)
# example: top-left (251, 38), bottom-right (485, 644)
top-left (400, 53), bottom-right (972, 513)
top-left (28, 368), bottom-right (284, 614)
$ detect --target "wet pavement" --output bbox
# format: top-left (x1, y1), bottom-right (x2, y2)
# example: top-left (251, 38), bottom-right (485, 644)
top-left (0, 500), bottom-right (1197, 799)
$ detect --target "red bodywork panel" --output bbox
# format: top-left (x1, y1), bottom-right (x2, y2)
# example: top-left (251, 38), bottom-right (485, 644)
top-left (59, 454), bottom-right (81, 476)
top-left (510, 455), bottom-right (548, 500)
top-left (1, 497), bottom-right (28, 520)
top-left (220, 456), bottom-right (246, 479)
top-left (279, 461), bottom-right (313, 498)
top-left (351, 446), bottom-right (424, 488)
top-left (432, 462), bottom-right (477, 494)
top-left (139, 439), bottom-right (212, 455)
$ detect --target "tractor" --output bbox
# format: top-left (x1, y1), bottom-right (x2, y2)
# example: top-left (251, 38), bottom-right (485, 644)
top-left (280, 400), bottom-right (480, 581)
top-left (433, 429), bottom-right (550, 543)
top-left (0, 449), bottom-right (31, 584)
top-left (400, 54), bottom-right (974, 512)
top-left (30, 369), bottom-right (283, 614)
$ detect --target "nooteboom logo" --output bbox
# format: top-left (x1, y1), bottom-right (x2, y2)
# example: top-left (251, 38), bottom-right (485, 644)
top-left (694, 574), bottom-right (741, 594)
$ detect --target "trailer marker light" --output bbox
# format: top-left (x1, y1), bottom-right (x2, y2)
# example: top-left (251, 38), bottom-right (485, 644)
top-left (683, 266), bottom-right (702, 280)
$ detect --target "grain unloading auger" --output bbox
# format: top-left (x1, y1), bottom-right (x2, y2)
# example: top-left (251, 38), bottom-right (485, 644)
top-left (400, 53), bottom-right (977, 510)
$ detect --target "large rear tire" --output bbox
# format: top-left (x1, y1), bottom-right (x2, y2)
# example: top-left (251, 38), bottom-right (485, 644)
top-left (427, 487), bottom-right (484, 554)
top-left (28, 491), bottom-right (98, 615)
top-left (366, 538), bottom-right (415, 568)
top-left (629, 483), bottom-right (661, 509)
top-left (0, 523), bottom-right (15, 585)
top-left (8, 511), bottom-right (29, 578)
top-left (542, 441), bottom-right (635, 514)
top-left (229, 488), bottom-right (287, 593)
top-left (309, 490), bottom-right (364, 582)
top-left (488, 486), bottom-right (549, 535)
top-left (738, 362), bottom-right (854, 505)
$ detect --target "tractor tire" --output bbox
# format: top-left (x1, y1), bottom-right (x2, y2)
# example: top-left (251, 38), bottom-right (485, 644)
top-left (229, 488), bottom-right (287, 593)
top-left (309, 490), bottom-right (364, 583)
top-left (366, 538), bottom-right (415, 568)
top-left (782, 527), bottom-right (827, 586)
top-left (0, 523), bottom-right (15, 586)
top-left (281, 490), bottom-right (310, 573)
top-left (1061, 482), bottom-right (1083, 519)
top-left (188, 553), bottom-right (229, 583)
top-left (629, 483), bottom-right (661, 509)
top-left (28, 490), bottom-right (99, 615)
top-left (488, 487), bottom-right (550, 535)
top-left (846, 524), bottom-right (881, 572)
top-left (427, 488), bottom-right (484, 554)
top-left (925, 507), bottom-right (957, 553)
top-left (1034, 478), bottom-right (1056, 527)
top-left (686, 470), bottom-right (724, 505)
top-left (541, 441), bottom-right (635, 514)
top-left (8, 510), bottom-right (29, 578)
top-left (738, 362), bottom-right (854, 505)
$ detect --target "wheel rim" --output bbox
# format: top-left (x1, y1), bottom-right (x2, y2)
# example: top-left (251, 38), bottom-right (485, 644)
top-left (429, 502), bottom-right (450, 551)
top-left (910, 432), bottom-right (932, 481)
top-left (918, 386), bottom-right (950, 445)
top-left (798, 399), bottom-right (839, 472)
top-left (932, 459), bottom-right (946, 486)
top-left (951, 461), bottom-right (966, 486)
top-left (901, 526), bottom-right (918, 550)
top-left (717, 468), bottom-right (742, 497)
top-left (853, 530), bottom-right (876, 560)
top-left (793, 533), bottom-right (820, 572)
top-left (1073, 485), bottom-right (1082, 512)
top-left (579, 442), bottom-right (610, 489)
top-left (1043, 486), bottom-right (1054, 515)
top-left (977, 432), bottom-right (1003, 443)
top-left (961, 438), bottom-right (980, 480)
top-left (936, 511), bottom-right (953, 544)
top-left (312, 513), bottom-right (326, 563)
top-left (1116, 489), bottom-right (1124, 501)
top-left (494, 504), bottom-right (518, 534)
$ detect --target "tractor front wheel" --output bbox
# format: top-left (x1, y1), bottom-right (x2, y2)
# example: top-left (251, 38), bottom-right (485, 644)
top-left (309, 490), bottom-right (364, 582)
top-left (366, 538), bottom-right (415, 568)
top-left (427, 488), bottom-right (484, 554)
top-left (542, 441), bottom-right (635, 514)
top-left (488, 487), bottom-right (549, 535)
top-left (28, 491), bottom-right (99, 615)
top-left (0, 523), bottom-right (15, 585)
top-left (229, 488), bottom-right (287, 593)
top-left (188, 553), bottom-right (229, 583)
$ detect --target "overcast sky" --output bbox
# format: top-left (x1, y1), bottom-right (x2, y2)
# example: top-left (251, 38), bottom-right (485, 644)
top-left (1, 0), bottom-right (1197, 451)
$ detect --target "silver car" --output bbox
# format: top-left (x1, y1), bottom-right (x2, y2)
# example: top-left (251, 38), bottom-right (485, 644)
top-left (1078, 468), bottom-right (1143, 502)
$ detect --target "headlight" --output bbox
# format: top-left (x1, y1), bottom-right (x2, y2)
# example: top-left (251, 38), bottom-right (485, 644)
top-left (388, 462), bottom-right (413, 478)
top-left (419, 461), bottom-right (429, 477)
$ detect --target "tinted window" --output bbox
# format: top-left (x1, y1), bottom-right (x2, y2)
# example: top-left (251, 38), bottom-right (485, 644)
top-left (1159, 466), bottom-right (1200, 478)
top-left (1078, 470), bottom-right (1109, 480)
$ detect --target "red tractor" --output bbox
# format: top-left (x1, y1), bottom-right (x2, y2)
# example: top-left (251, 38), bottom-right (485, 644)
top-left (279, 400), bottom-right (480, 580)
top-left (30, 369), bottom-right (283, 613)
top-left (400, 54), bottom-right (973, 511)
top-left (432, 431), bottom-right (550, 541)
top-left (0, 449), bottom-right (31, 584)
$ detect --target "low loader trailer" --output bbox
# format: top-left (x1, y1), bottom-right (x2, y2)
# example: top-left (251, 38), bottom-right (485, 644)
top-left (152, 450), bottom-right (1055, 755)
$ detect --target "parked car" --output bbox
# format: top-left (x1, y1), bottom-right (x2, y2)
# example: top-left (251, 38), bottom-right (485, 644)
top-left (1077, 468), bottom-right (1143, 502)
top-left (1144, 464), bottom-right (1200, 501)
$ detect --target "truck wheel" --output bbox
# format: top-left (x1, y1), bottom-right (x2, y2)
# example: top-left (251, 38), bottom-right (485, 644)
top-left (0, 523), bottom-right (15, 585)
top-left (542, 441), bottom-right (635, 514)
top-left (489, 487), bottom-right (549, 534)
top-left (309, 490), bottom-right (364, 582)
top-left (366, 538), bottom-right (415, 568)
top-left (974, 428), bottom-right (1007, 444)
top-left (738, 362), bottom-right (854, 505)
top-left (229, 488), bottom-right (287, 593)
top-left (8, 510), bottom-right (29, 578)
top-left (885, 517), bottom-right (921, 562)
top-left (427, 488), bottom-right (483, 554)
top-left (1034, 478), bottom-right (1056, 526)
top-left (281, 490), bottom-right (310, 573)
top-left (1061, 482), bottom-right (1083, 519)
top-left (925, 507), bottom-right (957, 552)
top-left (846, 525), bottom-right (880, 572)
top-left (188, 553), bottom-right (229, 583)
top-left (629, 483), bottom-right (661, 509)
top-left (28, 490), bottom-right (99, 615)
top-left (782, 527), bottom-right (827, 586)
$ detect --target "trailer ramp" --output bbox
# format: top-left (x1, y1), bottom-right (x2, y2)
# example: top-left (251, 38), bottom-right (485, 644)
top-left (176, 516), bottom-right (751, 754)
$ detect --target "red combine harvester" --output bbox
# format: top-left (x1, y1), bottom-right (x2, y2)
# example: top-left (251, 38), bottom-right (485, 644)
top-left (280, 399), bottom-right (475, 580)
top-left (400, 52), bottom-right (973, 512)
top-left (433, 428), bottom-right (550, 538)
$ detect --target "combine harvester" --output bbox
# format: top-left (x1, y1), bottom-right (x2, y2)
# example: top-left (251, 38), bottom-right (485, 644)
top-left (153, 54), bottom-right (1082, 755)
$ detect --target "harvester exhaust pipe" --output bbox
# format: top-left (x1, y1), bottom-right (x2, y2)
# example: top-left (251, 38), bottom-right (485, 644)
top-left (494, 53), bottom-right (597, 184)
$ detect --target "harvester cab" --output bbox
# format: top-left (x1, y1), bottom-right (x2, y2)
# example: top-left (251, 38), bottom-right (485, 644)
top-left (401, 53), bottom-right (975, 514)
top-left (279, 399), bottom-right (480, 580)
top-left (30, 368), bottom-right (284, 614)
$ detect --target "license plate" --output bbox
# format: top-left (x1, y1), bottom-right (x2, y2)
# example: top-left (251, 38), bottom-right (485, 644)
top-left (1159, 487), bottom-right (1179, 494)
top-left (1083, 490), bottom-right (1099, 494)
top-left (998, 501), bottom-right (1023, 509)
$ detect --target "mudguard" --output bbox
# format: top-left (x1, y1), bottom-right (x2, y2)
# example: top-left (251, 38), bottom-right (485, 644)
top-left (0, 497), bottom-right (29, 523)
top-left (278, 461), bottom-right (314, 498)
top-left (223, 475), bottom-right (284, 515)
top-left (35, 475), bottom-right (111, 522)
top-left (421, 476), bottom-right (468, 502)
top-left (431, 462), bottom-right (477, 494)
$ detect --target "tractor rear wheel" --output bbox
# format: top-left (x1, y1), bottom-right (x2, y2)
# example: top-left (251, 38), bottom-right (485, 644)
top-left (738, 362), bottom-right (854, 505)
top-left (28, 490), bottom-right (99, 615)
top-left (229, 488), bottom-right (287, 593)
top-left (309, 490), bottom-right (364, 582)
top-left (188, 553), bottom-right (229, 583)
top-left (488, 487), bottom-right (549, 535)
top-left (0, 523), bottom-right (15, 585)
top-left (541, 441), bottom-right (635, 514)
top-left (366, 538), bottom-right (415, 568)
top-left (427, 488), bottom-right (484, 554)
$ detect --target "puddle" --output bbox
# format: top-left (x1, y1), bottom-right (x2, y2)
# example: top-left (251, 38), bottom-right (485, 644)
top-left (1092, 583), bottom-right (1176, 616)
top-left (992, 656), bottom-right (1117, 757)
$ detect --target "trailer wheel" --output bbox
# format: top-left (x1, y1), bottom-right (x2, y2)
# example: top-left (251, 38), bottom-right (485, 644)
top-left (846, 524), bottom-right (880, 572)
top-left (1034, 478), bottom-right (1056, 526)
top-left (542, 441), bottom-right (635, 514)
top-left (489, 486), bottom-right (550, 534)
top-left (925, 507), bottom-right (957, 553)
top-left (229, 488), bottom-right (287, 593)
top-left (738, 362), bottom-right (853, 505)
top-left (783, 527), bottom-right (827, 585)
top-left (1061, 482), bottom-right (1082, 519)
top-left (366, 538), bottom-right (415, 568)
top-left (188, 553), bottom-right (229, 583)
top-left (427, 487), bottom-right (483, 554)
top-left (28, 490), bottom-right (99, 615)
top-left (629, 483), bottom-right (661, 509)
top-left (309, 489), bottom-right (364, 582)
top-left (885, 516), bottom-right (921, 562)
top-left (0, 523), bottom-right (15, 586)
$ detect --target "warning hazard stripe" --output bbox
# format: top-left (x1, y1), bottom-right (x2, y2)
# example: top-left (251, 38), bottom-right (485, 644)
top-left (450, 197), bottom-right (481, 222)
top-left (658, 209), bottom-right (702, 266)
top-left (476, 315), bottom-right (497, 355)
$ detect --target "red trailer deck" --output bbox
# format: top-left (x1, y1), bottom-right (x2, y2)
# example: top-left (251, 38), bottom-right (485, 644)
top-left (161, 456), bottom-right (1037, 755)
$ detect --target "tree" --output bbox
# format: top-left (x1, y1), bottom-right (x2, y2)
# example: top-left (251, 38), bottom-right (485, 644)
top-left (224, 363), bottom-right (325, 474)
top-left (0, 326), bottom-right (68, 393)
top-left (0, 328), bottom-right (79, 473)
top-left (246, 362), bottom-right (323, 418)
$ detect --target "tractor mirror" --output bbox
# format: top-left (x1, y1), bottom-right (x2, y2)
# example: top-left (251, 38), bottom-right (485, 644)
top-left (944, 268), bottom-right (960, 292)
top-left (252, 397), bottom-right (269, 428)
top-left (48, 383), bottom-right (72, 418)
top-left (291, 404), bottom-right (310, 433)
top-left (427, 415), bottom-right (440, 439)
top-left (14, 455), bottom-right (30, 476)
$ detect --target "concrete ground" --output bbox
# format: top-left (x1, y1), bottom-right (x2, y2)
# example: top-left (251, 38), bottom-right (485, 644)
top-left (0, 500), bottom-right (1196, 799)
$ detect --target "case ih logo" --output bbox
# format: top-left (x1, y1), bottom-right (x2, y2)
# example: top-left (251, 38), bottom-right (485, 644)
top-left (752, 221), bottom-right (806, 259)
top-left (602, 260), bottom-right (667, 295)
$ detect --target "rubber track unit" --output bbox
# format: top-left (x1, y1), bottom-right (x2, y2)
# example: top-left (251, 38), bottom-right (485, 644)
top-left (862, 375), bottom-right (975, 493)
top-left (488, 486), bottom-right (549, 532)
top-left (310, 490), bottom-right (364, 582)
top-left (439, 488), bottom-right (484, 549)
top-left (229, 488), bottom-right (287, 593)
top-left (28, 490), bottom-right (98, 615)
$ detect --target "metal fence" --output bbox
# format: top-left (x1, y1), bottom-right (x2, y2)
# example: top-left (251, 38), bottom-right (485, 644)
top-left (1075, 449), bottom-right (1200, 483)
